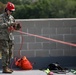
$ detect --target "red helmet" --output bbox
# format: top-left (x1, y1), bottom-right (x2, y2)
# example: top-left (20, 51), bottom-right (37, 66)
top-left (6, 2), bottom-right (15, 11)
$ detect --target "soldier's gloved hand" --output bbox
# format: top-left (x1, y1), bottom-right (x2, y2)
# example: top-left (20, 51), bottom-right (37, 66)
top-left (16, 23), bottom-right (21, 29)
top-left (13, 23), bottom-right (21, 30)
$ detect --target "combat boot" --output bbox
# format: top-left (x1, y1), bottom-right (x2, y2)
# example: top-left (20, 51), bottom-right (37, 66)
top-left (7, 67), bottom-right (13, 72)
top-left (2, 66), bottom-right (13, 73)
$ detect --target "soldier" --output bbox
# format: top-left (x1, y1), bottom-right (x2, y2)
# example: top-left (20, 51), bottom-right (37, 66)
top-left (0, 2), bottom-right (21, 73)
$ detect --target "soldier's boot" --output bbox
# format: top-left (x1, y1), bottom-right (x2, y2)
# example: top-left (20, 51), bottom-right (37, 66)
top-left (7, 61), bottom-right (13, 72)
top-left (2, 66), bottom-right (13, 73)
top-left (7, 67), bottom-right (13, 72)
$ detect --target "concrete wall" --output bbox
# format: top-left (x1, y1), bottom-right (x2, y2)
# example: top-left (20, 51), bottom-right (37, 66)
top-left (12, 18), bottom-right (76, 69)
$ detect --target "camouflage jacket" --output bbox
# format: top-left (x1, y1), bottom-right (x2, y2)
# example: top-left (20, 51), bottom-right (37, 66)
top-left (0, 13), bottom-right (15, 40)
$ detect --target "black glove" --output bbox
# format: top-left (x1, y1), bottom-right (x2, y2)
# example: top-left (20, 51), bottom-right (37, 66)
top-left (16, 23), bottom-right (21, 29)
top-left (17, 23), bottom-right (21, 28)
top-left (13, 23), bottom-right (21, 30)
top-left (12, 23), bottom-right (21, 30)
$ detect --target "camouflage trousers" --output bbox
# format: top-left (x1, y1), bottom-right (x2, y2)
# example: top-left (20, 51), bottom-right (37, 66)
top-left (0, 40), bottom-right (14, 67)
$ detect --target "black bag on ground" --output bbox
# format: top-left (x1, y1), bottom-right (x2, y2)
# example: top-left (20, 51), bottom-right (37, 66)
top-left (47, 62), bottom-right (66, 70)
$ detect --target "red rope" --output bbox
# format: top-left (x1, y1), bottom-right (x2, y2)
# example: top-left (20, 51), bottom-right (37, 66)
top-left (15, 30), bottom-right (76, 47)
top-left (11, 23), bottom-right (23, 70)
top-left (18, 28), bottom-right (23, 57)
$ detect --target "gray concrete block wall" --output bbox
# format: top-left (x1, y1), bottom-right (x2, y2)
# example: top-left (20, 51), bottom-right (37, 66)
top-left (13, 18), bottom-right (76, 58)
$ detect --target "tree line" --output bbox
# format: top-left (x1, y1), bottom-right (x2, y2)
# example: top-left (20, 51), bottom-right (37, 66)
top-left (0, 0), bottom-right (76, 19)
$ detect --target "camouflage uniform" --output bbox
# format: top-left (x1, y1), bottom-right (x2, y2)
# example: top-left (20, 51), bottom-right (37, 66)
top-left (0, 13), bottom-right (16, 67)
